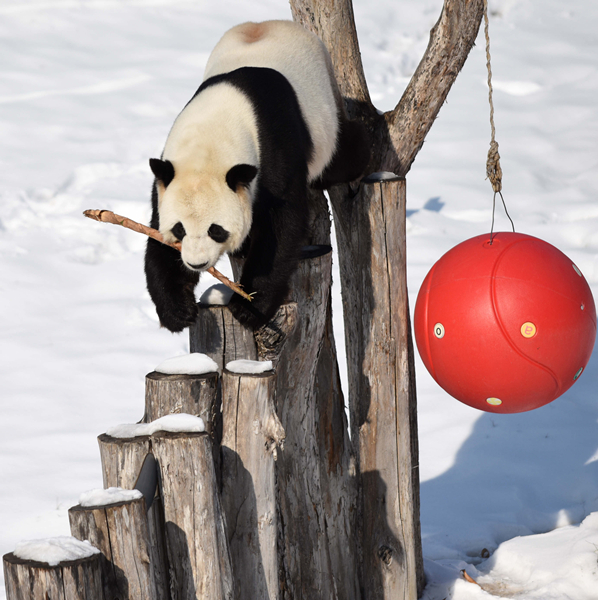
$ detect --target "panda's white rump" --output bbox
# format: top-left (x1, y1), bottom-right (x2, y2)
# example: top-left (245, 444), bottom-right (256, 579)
top-left (203, 20), bottom-right (340, 181)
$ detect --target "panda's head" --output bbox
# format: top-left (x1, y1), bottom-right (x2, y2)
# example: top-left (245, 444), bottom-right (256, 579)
top-left (150, 158), bottom-right (257, 271)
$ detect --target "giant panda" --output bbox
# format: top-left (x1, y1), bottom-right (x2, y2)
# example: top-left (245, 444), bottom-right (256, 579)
top-left (145, 20), bottom-right (370, 332)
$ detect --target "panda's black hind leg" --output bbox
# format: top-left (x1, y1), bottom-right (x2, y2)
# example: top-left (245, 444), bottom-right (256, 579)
top-left (227, 186), bottom-right (308, 330)
top-left (312, 118), bottom-right (371, 189)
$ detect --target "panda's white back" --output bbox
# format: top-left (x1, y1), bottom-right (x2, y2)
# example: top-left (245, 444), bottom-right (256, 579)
top-left (203, 20), bottom-right (340, 181)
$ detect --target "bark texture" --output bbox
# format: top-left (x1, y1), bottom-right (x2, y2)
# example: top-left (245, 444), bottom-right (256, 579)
top-left (69, 498), bottom-right (157, 600)
top-left (220, 369), bottom-right (283, 599)
top-left (143, 371), bottom-right (219, 432)
top-left (335, 177), bottom-right (423, 598)
top-left (98, 435), bottom-right (170, 600)
top-left (190, 305), bottom-right (258, 371)
top-left (3, 553), bottom-right (103, 600)
top-left (151, 431), bottom-right (234, 600)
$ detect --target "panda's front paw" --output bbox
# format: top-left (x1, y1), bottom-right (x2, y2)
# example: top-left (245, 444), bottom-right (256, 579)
top-left (227, 294), bottom-right (269, 330)
top-left (156, 286), bottom-right (199, 333)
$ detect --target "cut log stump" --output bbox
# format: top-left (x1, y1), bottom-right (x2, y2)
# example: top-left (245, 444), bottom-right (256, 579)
top-left (221, 368), bottom-right (284, 599)
top-left (3, 552), bottom-right (103, 600)
top-left (152, 431), bottom-right (234, 600)
top-left (190, 305), bottom-right (257, 370)
top-left (143, 370), bottom-right (220, 432)
top-left (68, 497), bottom-right (157, 600)
top-left (97, 435), bottom-right (169, 600)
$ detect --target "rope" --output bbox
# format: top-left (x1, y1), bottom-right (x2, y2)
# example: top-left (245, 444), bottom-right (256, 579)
top-left (483, 0), bottom-right (502, 194)
top-left (483, 0), bottom-right (515, 239)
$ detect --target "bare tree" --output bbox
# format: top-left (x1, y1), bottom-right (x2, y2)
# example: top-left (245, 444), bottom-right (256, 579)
top-left (286, 2), bottom-right (485, 599)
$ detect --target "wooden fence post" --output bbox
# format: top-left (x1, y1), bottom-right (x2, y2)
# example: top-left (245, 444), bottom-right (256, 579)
top-left (69, 497), bottom-right (157, 599)
top-left (220, 368), bottom-right (283, 599)
top-left (3, 551), bottom-right (103, 600)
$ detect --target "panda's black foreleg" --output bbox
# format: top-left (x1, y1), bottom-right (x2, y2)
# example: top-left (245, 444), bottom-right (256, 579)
top-left (145, 238), bottom-right (200, 333)
top-left (227, 188), bottom-right (307, 330)
top-left (144, 183), bottom-right (199, 332)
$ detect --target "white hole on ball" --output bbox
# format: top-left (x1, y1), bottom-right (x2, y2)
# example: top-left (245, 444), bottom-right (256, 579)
top-left (572, 263), bottom-right (582, 277)
top-left (434, 323), bottom-right (445, 339)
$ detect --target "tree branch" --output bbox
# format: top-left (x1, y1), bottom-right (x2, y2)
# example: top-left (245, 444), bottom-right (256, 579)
top-left (382, 0), bottom-right (484, 175)
top-left (291, 0), bottom-right (484, 176)
top-left (83, 209), bottom-right (253, 302)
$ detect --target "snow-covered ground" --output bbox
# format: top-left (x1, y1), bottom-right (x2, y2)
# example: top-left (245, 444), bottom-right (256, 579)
top-left (1, 1), bottom-right (597, 598)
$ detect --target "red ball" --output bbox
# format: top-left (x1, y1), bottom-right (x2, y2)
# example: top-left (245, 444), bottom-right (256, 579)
top-left (414, 232), bottom-right (596, 413)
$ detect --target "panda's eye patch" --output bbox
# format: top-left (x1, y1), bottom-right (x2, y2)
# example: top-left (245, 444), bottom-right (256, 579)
top-left (208, 224), bottom-right (230, 244)
top-left (171, 222), bottom-right (186, 241)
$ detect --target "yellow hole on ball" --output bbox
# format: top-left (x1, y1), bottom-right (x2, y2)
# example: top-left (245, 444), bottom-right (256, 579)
top-left (486, 397), bottom-right (502, 406)
top-left (520, 322), bottom-right (537, 338)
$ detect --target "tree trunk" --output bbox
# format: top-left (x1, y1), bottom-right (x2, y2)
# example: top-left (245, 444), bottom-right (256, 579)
top-left (272, 248), bottom-right (353, 598)
top-left (333, 176), bottom-right (423, 598)
top-left (3, 553), bottom-right (103, 600)
top-left (288, 2), bottom-right (484, 597)
top-left (190, 306), bottom-right (258, 370)
top-left (69, 497), bottom-right (157, 600)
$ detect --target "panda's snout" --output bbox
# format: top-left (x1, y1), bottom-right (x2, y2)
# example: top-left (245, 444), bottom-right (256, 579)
top-left (187, 261), bottom-right (209, 271)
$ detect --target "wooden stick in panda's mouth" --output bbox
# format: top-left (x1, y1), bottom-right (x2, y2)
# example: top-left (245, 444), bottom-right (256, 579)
top-left (83, 209), bottom-right (253, 302)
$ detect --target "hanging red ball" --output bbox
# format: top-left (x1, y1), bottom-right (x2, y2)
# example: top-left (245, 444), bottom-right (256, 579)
top-left (414, 232), bottom-right (596, 413)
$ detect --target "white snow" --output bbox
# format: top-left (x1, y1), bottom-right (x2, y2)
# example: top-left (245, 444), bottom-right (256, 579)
top-left (106, 414), bottom-right (206, 439)
top-left (1, 1), bottom-right (598, 599)
top-left (13, 537), bottom-right (100, 567)
top-left (199, 284), bottom-right (234, 306)
top-left (155, 352), bottom-right (218, 375)
top-left (225, 359), bottom-right (274, 374)
top-left (78, 487), bottom-right (142, 508)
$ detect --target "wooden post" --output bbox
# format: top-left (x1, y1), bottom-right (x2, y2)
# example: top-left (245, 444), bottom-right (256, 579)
top-left (190, 305), bottom-right (257, 370)
top-left (98, 435), bottom-right (170, 600)
top-left (312, 294), bottom-right (360, 600)
top-left (151, 431), bottom-right (234, 600)
top-left (273, 247), bottom-right (361, 598)
top-left (3, 552), bottom-right (103, 600)
top-left (144, 371), bottom-right (219, 431)
top-left (190, 238), bottom-right (360, 599)
top-left (332, 176), bottom-right (423, 599)
top-left (68, 497), bottom-right (157, 600)
top-left (220, 368), bottom-right (283, 599)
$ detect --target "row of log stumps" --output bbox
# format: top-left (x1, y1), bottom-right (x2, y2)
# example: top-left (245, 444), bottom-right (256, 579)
top-left (4, 178), bottom-right (423, 599)
top-left (3, 243), bottom-right (339, 600)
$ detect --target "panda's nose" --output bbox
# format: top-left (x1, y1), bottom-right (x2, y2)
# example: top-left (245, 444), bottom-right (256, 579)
top-left (188, 261), bottom-right (208, 270)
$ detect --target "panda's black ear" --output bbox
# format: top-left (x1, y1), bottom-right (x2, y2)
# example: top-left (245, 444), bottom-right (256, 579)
top-left (226, 164), bottom-right (258, 192)
top-left (149, 158), bottom-right (175, 187)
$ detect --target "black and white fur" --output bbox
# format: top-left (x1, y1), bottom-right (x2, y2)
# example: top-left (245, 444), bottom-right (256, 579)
top-left (145, 20), bottom-right (369, 331)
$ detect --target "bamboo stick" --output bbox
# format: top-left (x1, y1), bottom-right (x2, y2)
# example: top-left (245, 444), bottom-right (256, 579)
top-left (83, 209), bottom-right (253, 301)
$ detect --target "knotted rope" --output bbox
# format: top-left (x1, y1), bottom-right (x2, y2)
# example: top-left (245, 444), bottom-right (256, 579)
top-left (483, 0), bottom-right (515, 238)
